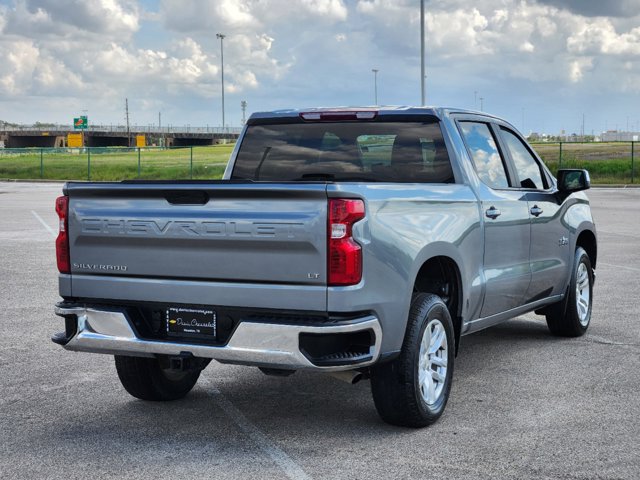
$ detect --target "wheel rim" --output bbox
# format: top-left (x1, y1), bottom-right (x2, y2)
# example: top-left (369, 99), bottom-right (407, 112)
top-left (576, 261), bottom-right (591, 326)
top-left (418, 318), bottom-right (448, 406)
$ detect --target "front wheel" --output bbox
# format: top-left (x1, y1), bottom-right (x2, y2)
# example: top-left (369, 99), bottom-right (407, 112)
top-left (546, 246), bottom-right (594, 337)
top-left (370, 293), bottom-right (455, 428)
top-left (114, 355), bottom-right (202, 401)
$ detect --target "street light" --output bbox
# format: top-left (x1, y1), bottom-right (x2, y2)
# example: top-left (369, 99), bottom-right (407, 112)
top-left (240, 100), bottom-right (247, 125)
top-left (371, 69), bottom-right (379, 105)
top-left (216, 33), bottom-right (226, 130)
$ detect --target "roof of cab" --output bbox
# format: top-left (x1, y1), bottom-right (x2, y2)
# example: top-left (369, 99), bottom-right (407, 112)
top-left (248, 106), bottom-right (500, 121)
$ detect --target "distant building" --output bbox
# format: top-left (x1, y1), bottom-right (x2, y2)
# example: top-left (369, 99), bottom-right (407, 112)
top-left (600, 130), bottom-right (640, 142)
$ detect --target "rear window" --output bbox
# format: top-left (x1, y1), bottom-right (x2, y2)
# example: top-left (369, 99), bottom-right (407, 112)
top-left (231, 121), bottom-right (454, 183)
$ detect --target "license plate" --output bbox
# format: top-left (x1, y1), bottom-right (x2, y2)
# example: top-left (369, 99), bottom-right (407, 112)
top-left (166, 307), bottom-right (217, 338)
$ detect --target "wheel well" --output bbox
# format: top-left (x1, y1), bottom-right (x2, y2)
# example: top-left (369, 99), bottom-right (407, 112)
top-left (413, 256), bottom-right (462, 353)
top-left (576, 230), bottom-right (597, 269)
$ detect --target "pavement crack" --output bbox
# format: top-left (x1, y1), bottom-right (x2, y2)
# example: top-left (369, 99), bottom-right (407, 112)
top-left (582, 335), bottom-right (640, 349)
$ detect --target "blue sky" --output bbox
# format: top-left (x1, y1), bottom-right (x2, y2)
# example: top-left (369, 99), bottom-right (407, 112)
top-left (1, 0), bottom-right (639, 135)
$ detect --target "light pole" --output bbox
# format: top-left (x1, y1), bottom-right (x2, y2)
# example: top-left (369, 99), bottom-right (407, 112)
top-left (216, 33), bottom-right (226, 130)
top-left (241, 100), bottom-right (247, 125)
top-left (420, 0), bottom-right (426, 105)
top-left (480, 97), bottom-right (484, 112)
top-left (372, 69), bottom-right (379, 105)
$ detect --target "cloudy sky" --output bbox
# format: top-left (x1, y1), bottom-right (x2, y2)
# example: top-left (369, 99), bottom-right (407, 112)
top-left (1, 0), bottom-right (639, 135)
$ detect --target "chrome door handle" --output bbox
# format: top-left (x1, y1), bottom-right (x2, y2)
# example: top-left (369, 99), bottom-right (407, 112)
top-left (485, 206), bottom-right (501, 219)
top-left (530, 205), bottom-right (543, 217)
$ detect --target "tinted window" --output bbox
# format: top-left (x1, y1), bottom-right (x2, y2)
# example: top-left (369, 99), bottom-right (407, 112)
top-left (500, 128), bottom-right (545, 189)
top-left (231, 121), bottom-right (454, 183)
top-left (459, 122), bottom-right (509, 189)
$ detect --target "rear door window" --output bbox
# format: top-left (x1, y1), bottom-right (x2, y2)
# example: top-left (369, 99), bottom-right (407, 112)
top-left (231, 121), bottom-right (454, 183)
top-left (458, 122), bottom-right (510, 189)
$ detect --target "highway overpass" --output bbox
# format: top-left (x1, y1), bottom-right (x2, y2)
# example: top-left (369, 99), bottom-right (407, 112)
top-left (0, 125), bottom-right (241, 148)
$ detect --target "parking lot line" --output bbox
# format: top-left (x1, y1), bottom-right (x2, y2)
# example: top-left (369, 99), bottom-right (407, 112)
top-left (31, 210), bottom-right (56, 238)
top-left (207, 383), bottom-right (312, 480)
top-left (599, 262), bottom-right (640, 273)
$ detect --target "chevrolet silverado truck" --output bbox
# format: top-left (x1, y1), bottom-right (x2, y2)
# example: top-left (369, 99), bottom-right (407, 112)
top-left (52, 107), bottom-right (597, 427)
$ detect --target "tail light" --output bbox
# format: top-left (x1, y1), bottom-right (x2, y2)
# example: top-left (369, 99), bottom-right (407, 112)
top-left (328, 198), bottom-right (365, 286)
top-left (55, 195), bottom-right (70, 273)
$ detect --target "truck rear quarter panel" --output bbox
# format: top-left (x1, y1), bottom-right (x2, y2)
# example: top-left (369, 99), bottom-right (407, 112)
top-left (327, 183), bottom-right (483, 354)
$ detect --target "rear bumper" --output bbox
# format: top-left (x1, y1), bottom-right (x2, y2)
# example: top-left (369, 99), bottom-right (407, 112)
top-left (54, 305), bottom-right (382, 371)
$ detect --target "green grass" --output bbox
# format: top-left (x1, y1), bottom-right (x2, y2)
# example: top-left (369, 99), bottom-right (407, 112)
top-left (542, 158), bottom-right (636, 184)
top-left (0, 143), bottom-right (637, 184)
top-left (0, 145), bottom-right (233, 181)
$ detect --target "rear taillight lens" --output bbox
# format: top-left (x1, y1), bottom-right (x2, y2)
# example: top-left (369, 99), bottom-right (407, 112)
top-left (55, 195), bottom-right (70, 273)
top-left (328, 198), bottom-right (365, 286)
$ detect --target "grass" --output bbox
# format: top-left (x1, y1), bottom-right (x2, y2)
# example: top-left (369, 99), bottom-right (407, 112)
top-left (0, 145), bottom-right (233, 181)
top-left (0, 143), bottom-right (637, 184)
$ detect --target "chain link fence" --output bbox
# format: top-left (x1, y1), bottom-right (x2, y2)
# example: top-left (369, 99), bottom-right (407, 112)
top-left (0, 142), bottom-right (637, 184)
top-left (532, 141), bottom-right (636, 184)
top-left (0, 146), bottom-right (231, 181)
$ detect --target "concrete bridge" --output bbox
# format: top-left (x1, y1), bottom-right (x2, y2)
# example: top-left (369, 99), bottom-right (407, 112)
top-left (0, 125), bottom-right (242, 148)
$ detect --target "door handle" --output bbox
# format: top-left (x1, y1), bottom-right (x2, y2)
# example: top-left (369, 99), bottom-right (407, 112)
top-left (485, 206), bottom-right (501, 219)
top-left (530, 205), bottom-right (543, 217)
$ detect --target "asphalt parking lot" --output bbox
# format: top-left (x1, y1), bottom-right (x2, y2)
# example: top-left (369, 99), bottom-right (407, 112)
top-left (1, 181), bottom-right (639, 480)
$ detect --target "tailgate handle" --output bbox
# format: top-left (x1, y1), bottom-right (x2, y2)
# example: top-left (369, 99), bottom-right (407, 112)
top-left (164, 191), bottom-right (209, 205)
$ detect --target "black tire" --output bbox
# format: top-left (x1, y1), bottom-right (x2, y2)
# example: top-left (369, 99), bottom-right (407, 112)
top-left (370, 293), bottom-right (455, 428)
top-left (546, 246), bottom-right (593, 337)
top-left (114, 355), bottom-right (201, 401)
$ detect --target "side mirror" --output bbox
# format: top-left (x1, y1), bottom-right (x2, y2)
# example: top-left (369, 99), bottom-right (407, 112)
top-left (557, 169), bottom-right (590, 193)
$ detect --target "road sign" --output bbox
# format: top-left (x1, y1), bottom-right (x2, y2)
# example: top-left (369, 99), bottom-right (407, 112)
top-left (73, 116), bottom-right (88, 130)
top-left (68, 133), bottom-right (83, 147)
top-left (136, 135), bottom-right (146, 147)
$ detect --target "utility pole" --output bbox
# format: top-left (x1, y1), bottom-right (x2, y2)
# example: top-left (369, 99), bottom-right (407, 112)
top-left (125, 98), bottom-right (130, 147)
top-left (420, 0), bottom-right (426, 105)
top-left (474, 91), bottom-right (477, 110)
top-left (216, 33), bottom-right (226, 130)
top-left (240, 100), bottom-right (247, 125)
top-left (372, 69), bottom-right (379, 105)
top-left (480, 97), bottom-right (484, 112)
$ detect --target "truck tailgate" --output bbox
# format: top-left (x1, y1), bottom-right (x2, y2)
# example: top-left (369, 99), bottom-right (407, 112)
top-left (66, 182), bottom-right (328, 288)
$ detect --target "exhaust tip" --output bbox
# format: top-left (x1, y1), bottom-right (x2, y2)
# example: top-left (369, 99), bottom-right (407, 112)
top-left (328, 370), bottom-right (364, 385)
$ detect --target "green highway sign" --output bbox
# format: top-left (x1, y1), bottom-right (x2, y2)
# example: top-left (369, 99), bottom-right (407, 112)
top-left (73, 116), bottom-right (88, 130)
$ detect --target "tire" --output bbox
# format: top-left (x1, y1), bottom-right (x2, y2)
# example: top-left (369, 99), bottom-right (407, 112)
top-left (546, 246), bottom-right (593, 337)
top-left (114, 355), bottom-right (201, 401)
top-left (370, 293), bottom-right (455, 428)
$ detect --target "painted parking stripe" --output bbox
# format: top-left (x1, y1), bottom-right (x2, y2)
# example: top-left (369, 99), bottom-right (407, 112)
top-left (207, 383), bottom-right (312, 480)
top-left (599, 262), bottom-right (640, 273)
top-left (31, 210), bottom-right (56, 238)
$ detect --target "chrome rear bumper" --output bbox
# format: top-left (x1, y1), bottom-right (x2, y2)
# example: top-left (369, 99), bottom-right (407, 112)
top-left (54, 306), bottom-right (382, 371)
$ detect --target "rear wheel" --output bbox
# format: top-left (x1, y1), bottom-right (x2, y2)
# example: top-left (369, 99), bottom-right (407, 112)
top-left (546, 246), bottom-right (593, 337)
top-left (370, 293), bottom-right (455, 427)
top-left (114, 355), bottom-right (202, 401)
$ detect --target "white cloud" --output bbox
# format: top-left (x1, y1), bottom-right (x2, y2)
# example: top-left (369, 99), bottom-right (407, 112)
top-left (1, 0), bottom-right (640, 132)
top-left (568, 19), bottom-right (640, 56)
top-left (569, 57), bottom-right (594, 83)
top-left (5, 0), bottom-right (139, 38)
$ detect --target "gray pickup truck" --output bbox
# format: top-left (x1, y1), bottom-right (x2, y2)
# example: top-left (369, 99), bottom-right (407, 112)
top-left (52, 107), bottom-right (596, 427)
